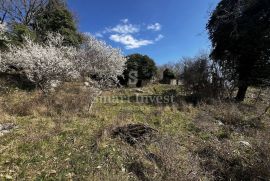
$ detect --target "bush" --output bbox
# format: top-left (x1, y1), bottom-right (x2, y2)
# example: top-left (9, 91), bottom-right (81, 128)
top-left (181, 54), bottom-right (227, 101)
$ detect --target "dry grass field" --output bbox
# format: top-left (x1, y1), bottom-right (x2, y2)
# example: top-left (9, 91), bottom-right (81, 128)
top-left (0, 84), bottom-right (269, 180)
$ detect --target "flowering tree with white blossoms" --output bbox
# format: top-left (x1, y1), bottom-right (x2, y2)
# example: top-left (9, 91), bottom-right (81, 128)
top-left (0, 32), bottom-right (126, 112)
top-left (0, 31), bottom-right (126, 94)
top-left (0, 22), bottom-right (7, 38)
top-left (0, 33), bottom-right (78, 92)
top-left (0, 22), bottom-right (8, 48)
top-left (76, 35), bottom-right (126, 89)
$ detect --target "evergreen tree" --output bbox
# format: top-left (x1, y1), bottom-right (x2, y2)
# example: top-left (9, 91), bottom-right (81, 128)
top-left (34, 0), bottom-right (82, 46)
top-left (10, 24), bottom-right (36, 44)
top-left (122, 54), bottom-right (157, 87)
top-left (207, 0), bottom-right (270, 101)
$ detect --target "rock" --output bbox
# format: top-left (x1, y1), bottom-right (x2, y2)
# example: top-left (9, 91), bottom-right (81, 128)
top-left (239, 141), bottom-right (251, 147)
top-left (0, 123), bottom-right (16, 131)
top-left (65, 173), bottom-right (74, 179)
top-left (96, 165), bottom-right (102, 169)
top-left (84, 82), bottom-right (90, 87)
top-left (121, 164), bottom-right (126, 172)
top-left (4, 175), bottom-right (13, 180)
top-left (50, 80), bottom-right (61, 88)
top-left (216, 120), bottom-right (224, 126)
top-left (134, 88), bottom-right (144, 93)
top-left (49, 170), bottom-right (57, 174)
top-left (0, 123), bottom-right (18, 136)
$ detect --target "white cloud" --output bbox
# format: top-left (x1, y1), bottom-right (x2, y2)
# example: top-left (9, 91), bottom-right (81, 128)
top-left (121, 18), bottom-right (129, 24)
top-left (94, 32), bottom-right (103, 38)
top-left (110, 34), bottom-right (153, 49)
top-left (93, 19), bottom-right (163, 49)
top-left (93, 19), bottom-right (139, 38)
top-left (107, 24), bottom-right (140, 34)
top-left (147, 23), bottom-right (162, 31)
top-left (155, 34), bottom-right (164, 41)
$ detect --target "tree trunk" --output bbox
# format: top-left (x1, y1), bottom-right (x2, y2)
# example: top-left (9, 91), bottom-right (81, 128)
top-left (236, 84), bottom-right (248, 102)
top-left (136, 80), bottom-right (142, 87)
top-left (236, 62), bottom-right (250, 102)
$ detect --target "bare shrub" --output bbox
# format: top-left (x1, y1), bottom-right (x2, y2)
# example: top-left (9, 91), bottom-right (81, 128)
top-left (1, 91), bottom-right (40, 116)
top-left (37, 83), bottom-right (101, 117)
top-left (150, 134), bottom-right (203, 180)
top-left (181, 54), bottom-right (228, 103)
top-left (208, 102), bottom-right (263, 130)
top-left (196, 140), bottom-right (270, 180)
top-left (1, 83), bottom-right (100, 117)
top-left (193, 100), bottom-right (270, 180)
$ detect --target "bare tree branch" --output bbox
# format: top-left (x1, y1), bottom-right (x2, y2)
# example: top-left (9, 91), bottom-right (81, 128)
top-left (0, 0), bottom-right (48, 25)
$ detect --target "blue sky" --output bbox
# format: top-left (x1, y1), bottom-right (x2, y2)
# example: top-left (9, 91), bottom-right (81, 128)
top-left (67, 0), bottom-right (220, 65)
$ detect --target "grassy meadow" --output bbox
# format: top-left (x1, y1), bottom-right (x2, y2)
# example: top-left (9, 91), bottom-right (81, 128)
top-left (0, 84), bottom-right (269, 180)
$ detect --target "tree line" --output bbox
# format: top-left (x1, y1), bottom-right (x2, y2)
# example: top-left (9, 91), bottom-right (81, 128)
top-left (0, 0), bottom-right (270, 102)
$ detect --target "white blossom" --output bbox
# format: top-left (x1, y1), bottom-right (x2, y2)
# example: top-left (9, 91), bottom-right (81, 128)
top-left (76, 35), bottom-right (126, 88)
top-left (0, 32), bottom-right (126, 92)
top-left (0, 23), bottom-right (8, 41)
top-left (0, 33), bottom-right (78, 91)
